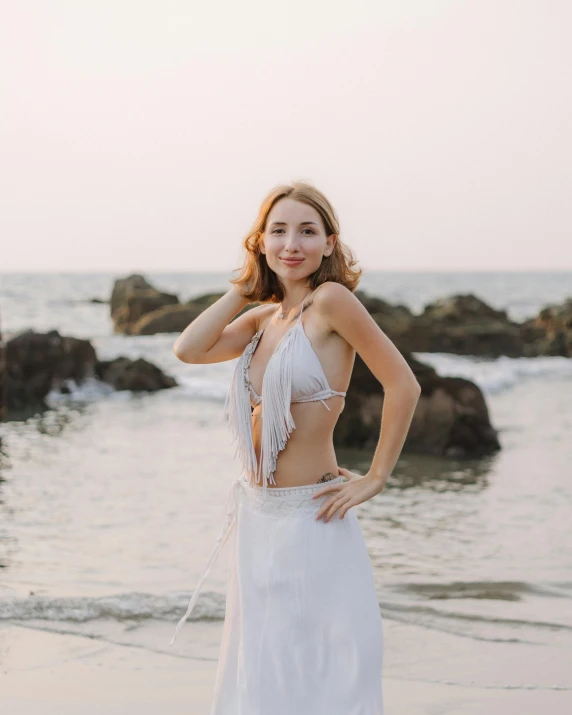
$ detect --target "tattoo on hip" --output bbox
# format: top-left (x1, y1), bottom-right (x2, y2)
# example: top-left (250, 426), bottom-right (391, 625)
top-left (317, 472), bottom-right (337, 484)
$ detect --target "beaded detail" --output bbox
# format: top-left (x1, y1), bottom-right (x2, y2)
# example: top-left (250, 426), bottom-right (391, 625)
top-left (242, 331), bottom-right (263, 407)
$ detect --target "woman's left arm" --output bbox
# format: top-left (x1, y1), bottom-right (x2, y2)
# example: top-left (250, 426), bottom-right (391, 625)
top-left (312, 282), bottom-right (421, 521)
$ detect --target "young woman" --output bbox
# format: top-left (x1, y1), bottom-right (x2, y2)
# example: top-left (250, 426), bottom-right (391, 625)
top-left (170, 181), bottom-right (421, 714)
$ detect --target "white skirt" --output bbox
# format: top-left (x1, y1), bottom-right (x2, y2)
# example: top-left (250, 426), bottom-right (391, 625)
top-left (171, 474), bottom-right (384, 715)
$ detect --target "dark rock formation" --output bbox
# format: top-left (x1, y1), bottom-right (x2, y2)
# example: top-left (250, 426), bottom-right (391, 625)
top-left (111, 274), bottom-right (179, 335)
top-left (393, 294), bottom-right (525, 358)
top-left (334, 352), bottom-right (500, 458)
top-left (520, 299), bottom-right (572, 357)
top-left (129, 298), bottom-right (259, 335)
top-left (95, 357), bottom-right (177, 391)
top-left (130, 304), bottom-right (203, 336)
top-left (108, 275), bottom-right (572, 360)
top-left (110, 276), bottom-right (260, 336)
top-left (110, 274), bottom-right (154, 316)
top-left (351, 291), bottom-right (572, 359)
top-left (0, 318), bottom-right (6, 421)
top-left (375, 292), bottom-right (572, 359)
top-left (4, 329), bottom-right (177, 416)
top-left (5, 330), bottom-right (98, 411)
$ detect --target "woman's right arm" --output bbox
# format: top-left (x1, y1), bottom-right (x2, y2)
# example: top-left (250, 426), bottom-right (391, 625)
top-left (173, 285), bottom-right (259, 364)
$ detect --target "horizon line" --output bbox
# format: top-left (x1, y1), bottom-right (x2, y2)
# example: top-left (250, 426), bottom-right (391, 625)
top-left (2, 268), bottom-right (572, 275)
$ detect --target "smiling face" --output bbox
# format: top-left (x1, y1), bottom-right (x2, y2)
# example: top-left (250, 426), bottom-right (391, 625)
top-left (260, 198), bottom-right (336, 287)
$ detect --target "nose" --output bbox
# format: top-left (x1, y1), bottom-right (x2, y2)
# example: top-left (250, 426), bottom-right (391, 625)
top-left (283, 231), bottom-right (302, 251)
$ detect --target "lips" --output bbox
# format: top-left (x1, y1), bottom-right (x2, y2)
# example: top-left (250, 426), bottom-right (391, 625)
top-left (280, 258), bottom-right (305, 265)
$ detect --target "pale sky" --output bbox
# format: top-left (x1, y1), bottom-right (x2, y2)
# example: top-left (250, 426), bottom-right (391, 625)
top-left (1, 1), bottom-right (570, 272)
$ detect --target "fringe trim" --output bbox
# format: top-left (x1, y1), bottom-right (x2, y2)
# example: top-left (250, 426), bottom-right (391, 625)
top-left (224, 335), bottom-right (259, 483)
top-left (256, 326), bottom-right (299, 496)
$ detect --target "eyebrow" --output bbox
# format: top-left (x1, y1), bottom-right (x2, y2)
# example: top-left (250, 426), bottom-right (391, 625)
top-left (269, 221), bottom-right (318, 227)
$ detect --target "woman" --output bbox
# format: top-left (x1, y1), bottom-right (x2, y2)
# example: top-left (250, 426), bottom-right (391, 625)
top-left (170, 181), bottom-right (421, 714)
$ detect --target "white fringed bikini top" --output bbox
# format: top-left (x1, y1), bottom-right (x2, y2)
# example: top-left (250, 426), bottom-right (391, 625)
top-left (223, 288), bottom-right (346, 493)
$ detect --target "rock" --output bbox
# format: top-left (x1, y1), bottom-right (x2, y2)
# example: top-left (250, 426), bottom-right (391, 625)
top-left (110, 274), bottom-right (179, 334)
top-left (3, 329), bottom-right (177, 416)
top-left (420, 294), bottom-right (509, 323)
top-left (127, 291), bottom-right (259, 336)
top-left (5, 330), bottom-right (98, 412)
top-left (95, 357), bottom-right (177, 391)
top-left (130, 304), bottom-right (204, 335)
top-left (394, 293), bottom-right (525, 358)
top-left (110, 274), bottom-right (155, 316)
top-left (113, 290), bottom-right (180, 334)
top-left (353, 289), bottom-right (571, 359)
top-left (520, 298), bottom-right (572, 357)
top-left (164, 288), bottom-right (522, 358)
top-left (334, 352), bottom-right (500, 458)
top-left (0, 323), bottom-right (6, 422)
top-left (398, 319), bottom-right (525, 357)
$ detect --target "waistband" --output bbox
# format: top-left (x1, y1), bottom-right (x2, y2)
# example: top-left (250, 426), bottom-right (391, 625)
top-left (169, 473), bottom-right (344, 646)
top-left (242, 473), bottom-right (344, 494)
top-left (240, 473), bottom-right (344, 517)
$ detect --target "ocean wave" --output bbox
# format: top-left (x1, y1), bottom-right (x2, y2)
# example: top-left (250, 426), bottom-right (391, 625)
top-left (3, 583), bottom-right (571, 648)
top-left (45, 371), bottom-right (231, 405)
top-left (414, 353), bottom-right (572, 395)
top-left (46, 377), bottom-right (131, 404)
top-left (0, 590), bottom-right (226, 624)
top-left (43, 353), bottom-right (572, 406)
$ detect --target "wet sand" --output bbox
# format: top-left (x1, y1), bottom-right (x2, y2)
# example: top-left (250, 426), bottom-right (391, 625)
top-left (2, 619), bottom-right (570, 714)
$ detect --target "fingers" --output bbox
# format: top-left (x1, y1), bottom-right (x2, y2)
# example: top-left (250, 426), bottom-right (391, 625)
top-left (324, 493), bottom-right (352, 522)
top-left (315, 490), bottom-right (351, 522)
top-left (338, 498), bottom-right (355, 519)
top-left (312, 483), bottom-right (343, 500)
top-left (314, 488), bottom-right (342, 520)
top-left (312, 470), bottom-right (361, 521)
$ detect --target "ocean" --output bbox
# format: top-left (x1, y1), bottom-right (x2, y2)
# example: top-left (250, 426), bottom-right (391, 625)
top-left (1, 271), bottom-right (571, 695)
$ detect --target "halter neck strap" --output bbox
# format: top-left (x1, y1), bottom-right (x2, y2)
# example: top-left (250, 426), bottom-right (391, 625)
top-left (295, 289), bottom-right (314, 323)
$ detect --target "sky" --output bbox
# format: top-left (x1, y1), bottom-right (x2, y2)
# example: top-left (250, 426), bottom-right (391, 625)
top-left (1, 1), bottom-right (571, 272)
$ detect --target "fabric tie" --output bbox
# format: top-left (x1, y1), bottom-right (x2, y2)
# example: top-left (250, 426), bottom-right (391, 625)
top-left (170, 477), bottom-right (244, 646)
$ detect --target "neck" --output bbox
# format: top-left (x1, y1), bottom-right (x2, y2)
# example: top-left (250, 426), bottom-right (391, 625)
top-left (278, 286), bottom-right (312, 318)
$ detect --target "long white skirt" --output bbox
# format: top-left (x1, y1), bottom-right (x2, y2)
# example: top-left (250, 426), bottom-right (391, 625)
top-left (171, 474), bottom-right (384, 714)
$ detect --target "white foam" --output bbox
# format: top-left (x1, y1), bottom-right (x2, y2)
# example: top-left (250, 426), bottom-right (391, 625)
top-left (414, 353), bottom-right (572, 395)
top-left (46, 377), bottom-right (117, 403)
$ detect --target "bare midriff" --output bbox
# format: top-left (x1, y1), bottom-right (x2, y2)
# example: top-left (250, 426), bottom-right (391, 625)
top-left (251, 395), bottom-right (346, 488)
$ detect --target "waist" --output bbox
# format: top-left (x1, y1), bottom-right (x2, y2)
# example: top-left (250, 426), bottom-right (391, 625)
top-left (239, 473), bottom-right (345, 518)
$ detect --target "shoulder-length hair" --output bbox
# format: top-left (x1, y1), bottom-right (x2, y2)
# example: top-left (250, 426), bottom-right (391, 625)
top-left (230, 181), bottom-right (362, 303)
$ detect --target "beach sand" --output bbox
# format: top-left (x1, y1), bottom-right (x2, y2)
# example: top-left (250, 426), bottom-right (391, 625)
top-left (2, 619), bottom-right (570, 714)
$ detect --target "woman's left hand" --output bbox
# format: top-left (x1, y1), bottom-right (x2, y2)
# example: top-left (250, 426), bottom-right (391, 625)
top-left (312, 467), bottom-right (386, 522)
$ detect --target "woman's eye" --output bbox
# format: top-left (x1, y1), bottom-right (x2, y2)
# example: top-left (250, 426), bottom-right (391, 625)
top-left (271, 229), bottom-right (315, 235)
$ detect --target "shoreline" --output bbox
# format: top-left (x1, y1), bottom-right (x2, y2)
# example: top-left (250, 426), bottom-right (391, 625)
top-left (2, 619), bottom-right (571, 714)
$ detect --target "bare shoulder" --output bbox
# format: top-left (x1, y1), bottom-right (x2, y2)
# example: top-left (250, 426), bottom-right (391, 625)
top-left (312, 282), bottom-right (360, 323)
top-left (312, 281), bottom-right (354, 305)
top-left (312, 281), bottom-right (378, 344)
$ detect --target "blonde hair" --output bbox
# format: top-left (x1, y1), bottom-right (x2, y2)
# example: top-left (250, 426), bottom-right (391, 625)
top-left (230, 181), bottom-right (362, 303)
